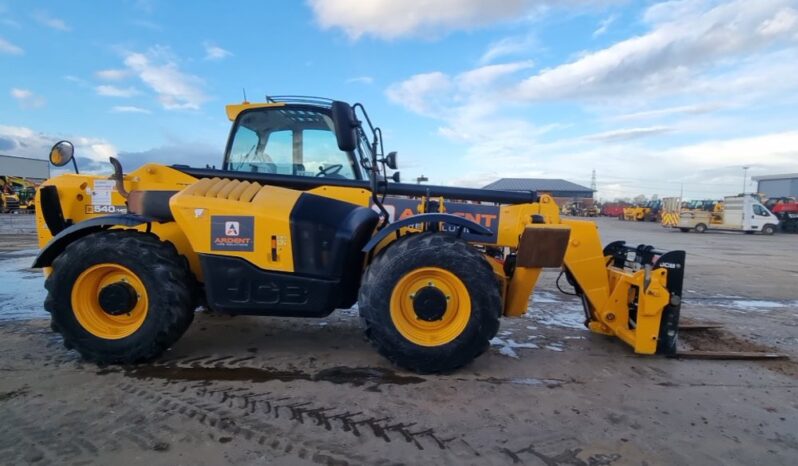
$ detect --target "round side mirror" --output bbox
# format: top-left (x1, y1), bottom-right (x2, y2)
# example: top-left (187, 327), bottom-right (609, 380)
top-left (49, 140), bottom-right (75, 167)
top-left (385, 151), bottom-right (398, 170)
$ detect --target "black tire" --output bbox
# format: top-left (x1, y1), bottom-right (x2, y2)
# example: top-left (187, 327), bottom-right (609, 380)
top-left (679, 228), bottom-right (690, 233)
top-left (695, 223), bottom-right (707, 233)
top-left (762, 224), bottom-right (776, 235)
top-left (44, 230), bottom-right (195, 364)
top-left (358, 233), bottom-right (501, 374)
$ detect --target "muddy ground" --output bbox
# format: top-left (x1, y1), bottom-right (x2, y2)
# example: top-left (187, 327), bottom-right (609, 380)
top-left (0, 215), bottom-right (797, 465)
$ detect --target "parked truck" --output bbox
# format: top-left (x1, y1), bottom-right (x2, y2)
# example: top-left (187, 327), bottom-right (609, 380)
top-left (678, 195), bottom-right (778, 235)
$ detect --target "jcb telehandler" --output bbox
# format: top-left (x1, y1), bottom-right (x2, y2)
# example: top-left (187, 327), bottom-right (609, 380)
top-left (33, 96), bottom-right (686, 373)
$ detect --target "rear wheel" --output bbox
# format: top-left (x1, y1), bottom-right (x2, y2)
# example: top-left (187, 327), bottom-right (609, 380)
top-left (679, 228), bottom-right (690, 233)
top-left (44, 230), bottom-right (195, 364)
top-left (695, 223), bottom-right (707, 233)
top-left (358, 233), bottom-right (501, 373)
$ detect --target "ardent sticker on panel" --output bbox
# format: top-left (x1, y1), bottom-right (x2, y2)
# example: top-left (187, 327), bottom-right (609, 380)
top-left (211, 216), bottom-right (254, 251)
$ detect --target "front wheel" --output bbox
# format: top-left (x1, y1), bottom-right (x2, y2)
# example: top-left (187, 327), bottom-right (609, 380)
top-left (762, 224), bottom-right (776, 235)
top-left (695, 223), bottom-right (707, 233)
top-left (358, 233), bottom-right (501, 373)
top-left (44, 230), bottom-right (195, 364)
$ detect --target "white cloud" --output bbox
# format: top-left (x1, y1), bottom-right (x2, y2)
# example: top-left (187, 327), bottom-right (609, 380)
top-left (515, 0), bottom-right (798, 102)
top-left (96, 69), bottom-right (130, 81)
top-left (582, 126), bottom-right (672, 142)
top-left (759, 6), bottom-right (798, 36)
top-left (384, 1), bottom-right (798, 199)
top-left (592, 13), bottom-right (616, 37)
top-left (479, 34), bottom-right (538, 64)
top-left (309, 0), bottom-right (618, 40)
top-left (32, 10), bottom-right (70, 31)
top-left (387, 60), bottom-right (534, 117)
top-left (0, 36), bottom-right (23, 55)
top-left (386, 72), bottom-right (452, 116)
top-left (10, 88), bottom-right (45, 109)
top-left (346, 76), bottom-right (374, 85)
top-left (609, 103), bottom-right (726, 122)
top-left (123, 47), bottom-right (208, 110)
top-left (203, 42), bottom-right (232, 61)
top-left (111, 106), bottom-right (151, 114)
top-left (0, 125), bottom-right (115, 163)
top-left (95, 85), bottom-right (139, 98)
top-left (457, 60), bottom-right (534, 90)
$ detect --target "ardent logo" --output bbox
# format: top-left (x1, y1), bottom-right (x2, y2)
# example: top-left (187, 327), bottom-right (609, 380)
top-left (225, 221), bottom-right (240, 236)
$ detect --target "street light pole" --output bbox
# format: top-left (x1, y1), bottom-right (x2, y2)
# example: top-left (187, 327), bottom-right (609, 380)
top-left (742, 166), bottom-right (749, 195)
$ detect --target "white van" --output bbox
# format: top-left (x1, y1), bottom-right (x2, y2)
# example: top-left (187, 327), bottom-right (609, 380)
top-left (678, 195), bottom-right (778, 235)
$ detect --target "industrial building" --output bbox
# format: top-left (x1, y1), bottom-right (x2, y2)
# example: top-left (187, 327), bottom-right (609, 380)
top-left (752, 173), bottom-right (798, 198)
top-left (483, 178), bottom-right (594, 206)
top-left (0, 154), bottom-right (50, 181)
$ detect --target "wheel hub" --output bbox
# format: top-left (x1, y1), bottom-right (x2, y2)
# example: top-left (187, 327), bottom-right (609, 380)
top-left (98, 281), bottom-right (139, 316)
top-left (412, 286), bottom-right (448, 322)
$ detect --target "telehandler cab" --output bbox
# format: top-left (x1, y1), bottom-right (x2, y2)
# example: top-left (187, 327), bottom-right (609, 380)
top-left (33, 96), bottom-right (686, 373)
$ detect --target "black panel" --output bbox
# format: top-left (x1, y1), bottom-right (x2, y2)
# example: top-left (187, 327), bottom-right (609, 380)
top-left (288, 194), bottom-right (379, 307)
top-left (199, 254), bottom-right (341, 317)
top-left (172, 166), bottom-right (537, 204)
top-left (40, 185), bottom-right (69, 235)
top-left (127, 190), bottom-right (177, 222)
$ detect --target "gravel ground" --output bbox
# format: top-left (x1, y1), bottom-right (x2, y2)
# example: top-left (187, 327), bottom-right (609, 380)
top-left (0, 217), bottom-right (796, 465)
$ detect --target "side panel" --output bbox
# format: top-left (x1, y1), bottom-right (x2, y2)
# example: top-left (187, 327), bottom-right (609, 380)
top-left (170, 179), bottom-right (302, 273)
top-left (34, 164), bottom-right (201, 277)
top-left (200, 254), bottom-right (340, 317)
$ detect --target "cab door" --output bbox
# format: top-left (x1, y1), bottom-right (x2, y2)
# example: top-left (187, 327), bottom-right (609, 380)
top-left (750, 203), bottom-right (775, 230)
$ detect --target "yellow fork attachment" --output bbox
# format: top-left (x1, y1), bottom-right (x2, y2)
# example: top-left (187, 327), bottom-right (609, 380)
top-left (505, 219), bottom-right (685, 355)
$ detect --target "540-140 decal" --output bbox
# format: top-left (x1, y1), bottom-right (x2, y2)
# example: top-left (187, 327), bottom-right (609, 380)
top-left (85, 205), bottom-right (128, 214)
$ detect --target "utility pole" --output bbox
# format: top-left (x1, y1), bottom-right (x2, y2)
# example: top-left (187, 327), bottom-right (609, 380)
top-left (742, 166), bottom-right (750, 194)
top-left (590, 169), bottom-right (597, 192)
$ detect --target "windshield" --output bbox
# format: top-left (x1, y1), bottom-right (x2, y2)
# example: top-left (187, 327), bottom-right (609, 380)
top-left (225, 106), bottom-right (361, 180)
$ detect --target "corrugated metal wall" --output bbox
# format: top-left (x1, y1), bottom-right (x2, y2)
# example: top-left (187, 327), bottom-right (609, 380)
top-left (0, 155), bottom-right (50, 179)
top-left (758, 178), bottom-right (798, 197)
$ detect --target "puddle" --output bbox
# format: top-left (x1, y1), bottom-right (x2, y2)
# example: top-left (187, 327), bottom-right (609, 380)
top-left (0, 249), bottom-right (47, 321)
top-left (470, 376), bottom-right (568, 388)
top-left (119, 364), bottom-right (425, 386)
top-left (490, 337), bottom-right (539, 359)
top-left (525, 290), bottom-right (588, 330)
top-left (687, 296), bottom-right (798, 314)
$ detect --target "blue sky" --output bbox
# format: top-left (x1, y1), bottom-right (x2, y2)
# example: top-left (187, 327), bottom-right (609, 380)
top-left (1, 0), bottom-right (797, 200)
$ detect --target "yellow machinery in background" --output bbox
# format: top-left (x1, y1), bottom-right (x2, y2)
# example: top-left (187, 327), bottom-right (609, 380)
top-left (1, 176), bottom-right (39, 212)
top-left (662, 199), bottom-right (723, 228)
top-left (32, 97), bottom-right (686, 373)
top-left (623, 199), bottom-right (662, 222)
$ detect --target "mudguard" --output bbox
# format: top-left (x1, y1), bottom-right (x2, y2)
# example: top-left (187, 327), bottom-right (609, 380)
top-left (361, 213), bottom-right (492, 252)
top-left (32, 214), bottom-right (156, 268)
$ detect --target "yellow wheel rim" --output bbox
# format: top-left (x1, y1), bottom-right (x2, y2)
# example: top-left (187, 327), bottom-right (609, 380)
top-left (390, 267), bottom-right (471, 347)
top-left (70, 263), bottom-right (149, 340)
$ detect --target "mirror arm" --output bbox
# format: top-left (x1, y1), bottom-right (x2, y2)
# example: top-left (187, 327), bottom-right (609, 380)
top-left (72, 157), bottom-right (79, 174)
top-left (108, 157), bottom-right (129, 198)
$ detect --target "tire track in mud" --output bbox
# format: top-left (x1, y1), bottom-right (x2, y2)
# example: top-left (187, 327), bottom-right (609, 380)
top-left (118, 381), bottom-right (360, 465)
top-left (114, 361), bottom-right (482, 464)
top-left (0, 399), bottom-right (202, 465)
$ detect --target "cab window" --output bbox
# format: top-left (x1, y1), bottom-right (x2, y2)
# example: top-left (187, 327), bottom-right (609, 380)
top-left (226, 107), bottom-right (360, 179)
top-left (753, 204), bottom-right (770, 216)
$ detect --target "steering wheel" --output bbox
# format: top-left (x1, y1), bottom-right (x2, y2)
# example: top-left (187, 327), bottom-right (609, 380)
top-left (316, 164), bottom-right (343, 177)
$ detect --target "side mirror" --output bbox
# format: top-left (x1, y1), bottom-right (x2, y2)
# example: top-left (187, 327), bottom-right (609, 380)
top-left (391, 172), bottom-right (400, 183)
top-left (330, 101), bottom-right (358, 152)
top-left (385, 151), bottom-right (398, 170)
top-left (49, 140), bottom-right (75, 167)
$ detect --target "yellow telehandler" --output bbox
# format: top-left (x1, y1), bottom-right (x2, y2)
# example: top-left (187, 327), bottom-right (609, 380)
top-left (32, 97), bottom-right (686, 373)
